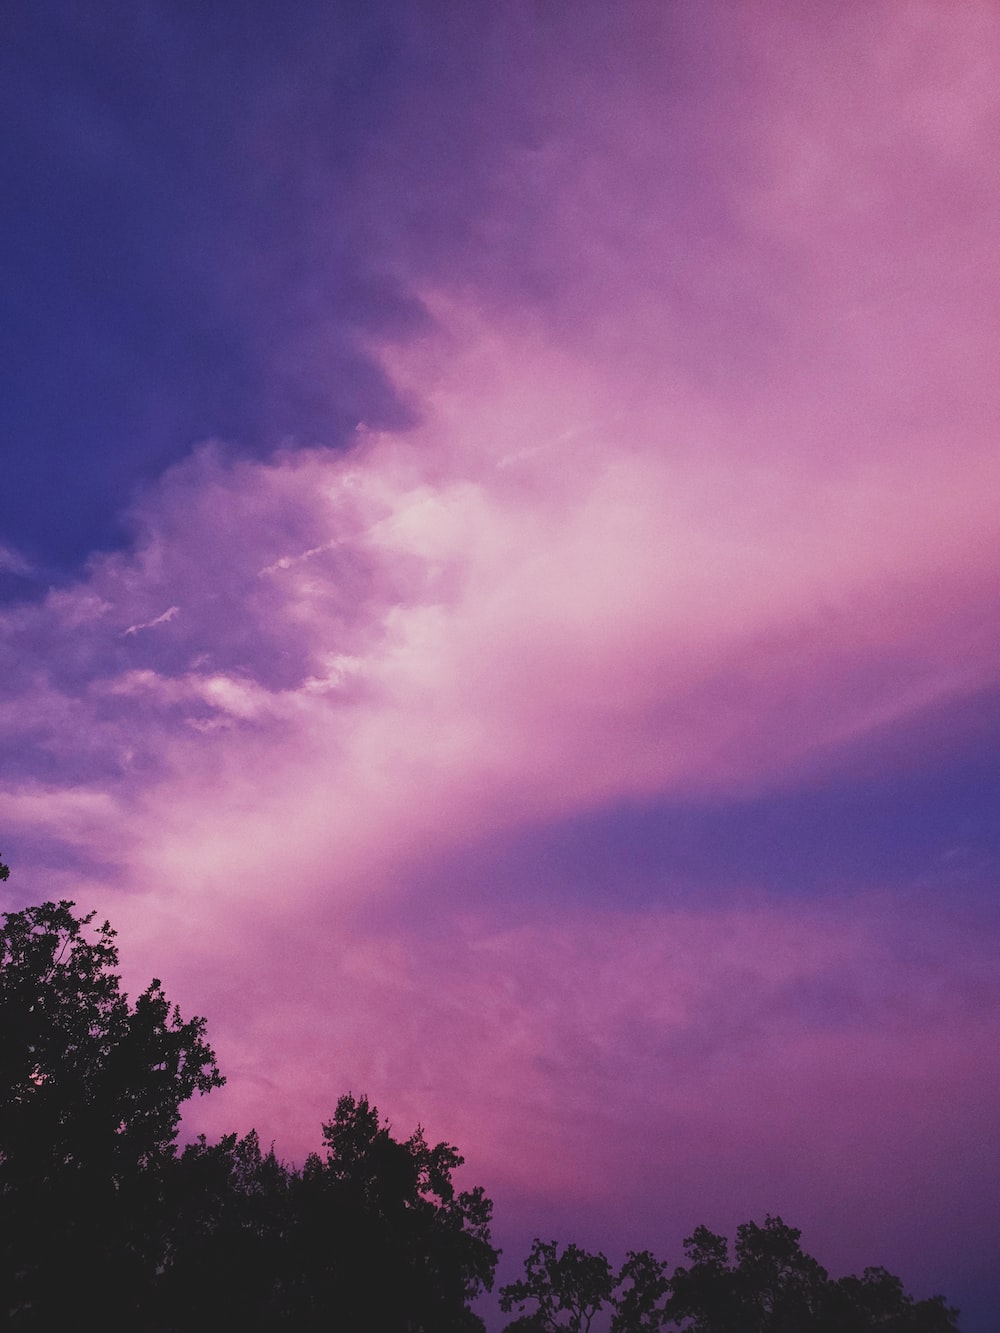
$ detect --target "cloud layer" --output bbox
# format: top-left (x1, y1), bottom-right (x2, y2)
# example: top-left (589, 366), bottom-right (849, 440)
top-left (2, 1), bottom-right (999, 1326)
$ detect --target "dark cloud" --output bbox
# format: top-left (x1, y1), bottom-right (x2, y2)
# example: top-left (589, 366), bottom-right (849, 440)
top-left (1, 0), bottom-right (425, 576)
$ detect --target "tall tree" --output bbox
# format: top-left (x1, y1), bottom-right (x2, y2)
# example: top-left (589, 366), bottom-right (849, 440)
top-left (0, 898), bottom-right (224, 1327)
top-left (612, 1248), bottom-right (671, 1333)
top-left (825, 1266), bottom-right (962, 1332)
top-left (506, 1219), bottom-right (961, 1333)
top-left (158, 1128), bottom-right (298, 1331)
top-left (292, 1093), bottom-right (499, 1331)
top-left (500, 1239), bottom-right (668, 1333)
top-left (664, 1216), bottom-right (959, 1333)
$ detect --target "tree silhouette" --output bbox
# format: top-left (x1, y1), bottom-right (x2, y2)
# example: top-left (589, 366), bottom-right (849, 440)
top-left (827, 1265), bottom-right (962, 1331)
top-left (504, 1218), bottom-right (961, 1333)
top-left (612, 1247), bottom-right (671, 1333)
top-left (135, 1096), bottom-right (500, 1331)
top-left (158, 1128), bottom-right (300, 1330)
top-left (500, 1238), bottom-right (615, 1332)
top-left (732, 1215), bottom-right (830, 1331)
top-left (664, 1216), bottom-right (960, 1333)
top-left (500, 1239), bottom-right (668, 1333)
top-left (291, 1093), bottom-right (499, 1331)
top-left (0, 898), bottom-right (224, 1327)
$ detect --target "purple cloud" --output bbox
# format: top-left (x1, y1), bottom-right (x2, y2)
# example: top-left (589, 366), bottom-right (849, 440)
top-left (2, 2), bottom-right (999, 1327)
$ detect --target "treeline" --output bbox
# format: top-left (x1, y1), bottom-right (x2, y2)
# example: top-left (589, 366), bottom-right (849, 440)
top-left (497, 1226), bottom-right (961, 1332)
top-left (0, 887), bottom-right (961, 1331)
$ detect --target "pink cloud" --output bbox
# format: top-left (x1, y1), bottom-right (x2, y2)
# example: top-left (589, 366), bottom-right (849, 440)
top-left (4, 3), bottom-right (996, 877)
top-left (7, 315), bottom-right (990, 932)
top-left (159, 895), bottom-right (996, 1297)
top-left (2, 3), bottom-right (998, 1320)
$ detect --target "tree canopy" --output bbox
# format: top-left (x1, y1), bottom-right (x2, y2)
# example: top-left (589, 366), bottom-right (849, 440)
top-left (498, 1238), bottom-right (668, 1333)
top-left (0, 898), bottom-right (224, 1327)
top-left (0, 899), bottom-right (223, 1177)
top-left (500, 1219), bottom-right (961, 1333)
top-left (159, 1096), bottom-right (498, 1331)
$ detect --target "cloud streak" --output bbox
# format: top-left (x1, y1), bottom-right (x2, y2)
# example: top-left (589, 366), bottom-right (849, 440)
top-left (123, 605), bottom-right (180, 636)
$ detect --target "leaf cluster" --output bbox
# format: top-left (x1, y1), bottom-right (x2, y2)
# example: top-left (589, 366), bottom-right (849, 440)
top-left (499, 1238), bottom-right (667, 1333)
top-left (500, 1218), bottom-right (961, 1333)
top-left (0, 900), bottom-right (223, 1181)
top-left (160, 1098), bottom-right (498, 1331)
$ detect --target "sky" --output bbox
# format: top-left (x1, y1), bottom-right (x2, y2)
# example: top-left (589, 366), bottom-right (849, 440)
top-left (2, 1), bottom-right (999, 1327)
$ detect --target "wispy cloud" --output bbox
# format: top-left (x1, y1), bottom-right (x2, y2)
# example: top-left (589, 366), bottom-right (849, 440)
top-left (123, 605), bottom-right (180, 636)
top-left (0, 544), bottom-right (35, 577)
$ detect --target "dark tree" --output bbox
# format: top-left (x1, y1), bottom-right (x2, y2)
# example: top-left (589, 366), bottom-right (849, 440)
top-left (506, 1218), bottom-right (961, 1333)
top-left (612, 1248), bottom-right (671, 1333)
top-left (162, 1096), bottom-right (501, 1331)
top-left (500, 1239), bottom-right (669, 1333)
top-left (664, 1217), bottom-right (960, 1333)
top-left (158, 1128), bottom-right (298, 1331)
top-left (0, 899), bottom-right (224, 1327)
top-left (290, 1093), bottom-right (500, 1331)
top-left (666, 1225), bottom-right (743, 1333)
top-left (824, 1266), bottom-right (962, 1331)
top-left (732, 1216), bottom-right (830, 1331)
top-left (500, 1238), bottom-right (616, 1333)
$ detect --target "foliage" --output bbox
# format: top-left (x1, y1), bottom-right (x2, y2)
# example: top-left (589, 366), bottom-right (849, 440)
top-left (159, 1128), bottom-right (300, 1330)
top-left (158, 1094), bottom-right (499, 1331)
top-left (502, 1217), bottom-right (960, 1333)
top-left (499, 1238), bottom-right (668, 1333)
top-left (665, 1215), bottom-right (960, 1333)
top-left (818, 1265), bottom-right (962, 1332)
top-left (612, 1247), bottom-right (671, 1333)
top-left (292, 1093), bottom-right (499, 1331)
top-left (0, 897), bottom-right (224, 1327)
top-left (0, 899), bottom-right (223, 1178)
top-left (500, 1238), bottom-right (615, 1332)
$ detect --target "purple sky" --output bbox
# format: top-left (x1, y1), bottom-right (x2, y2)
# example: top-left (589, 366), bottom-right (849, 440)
top-left (2, 2), bottom-right (999, 1327)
